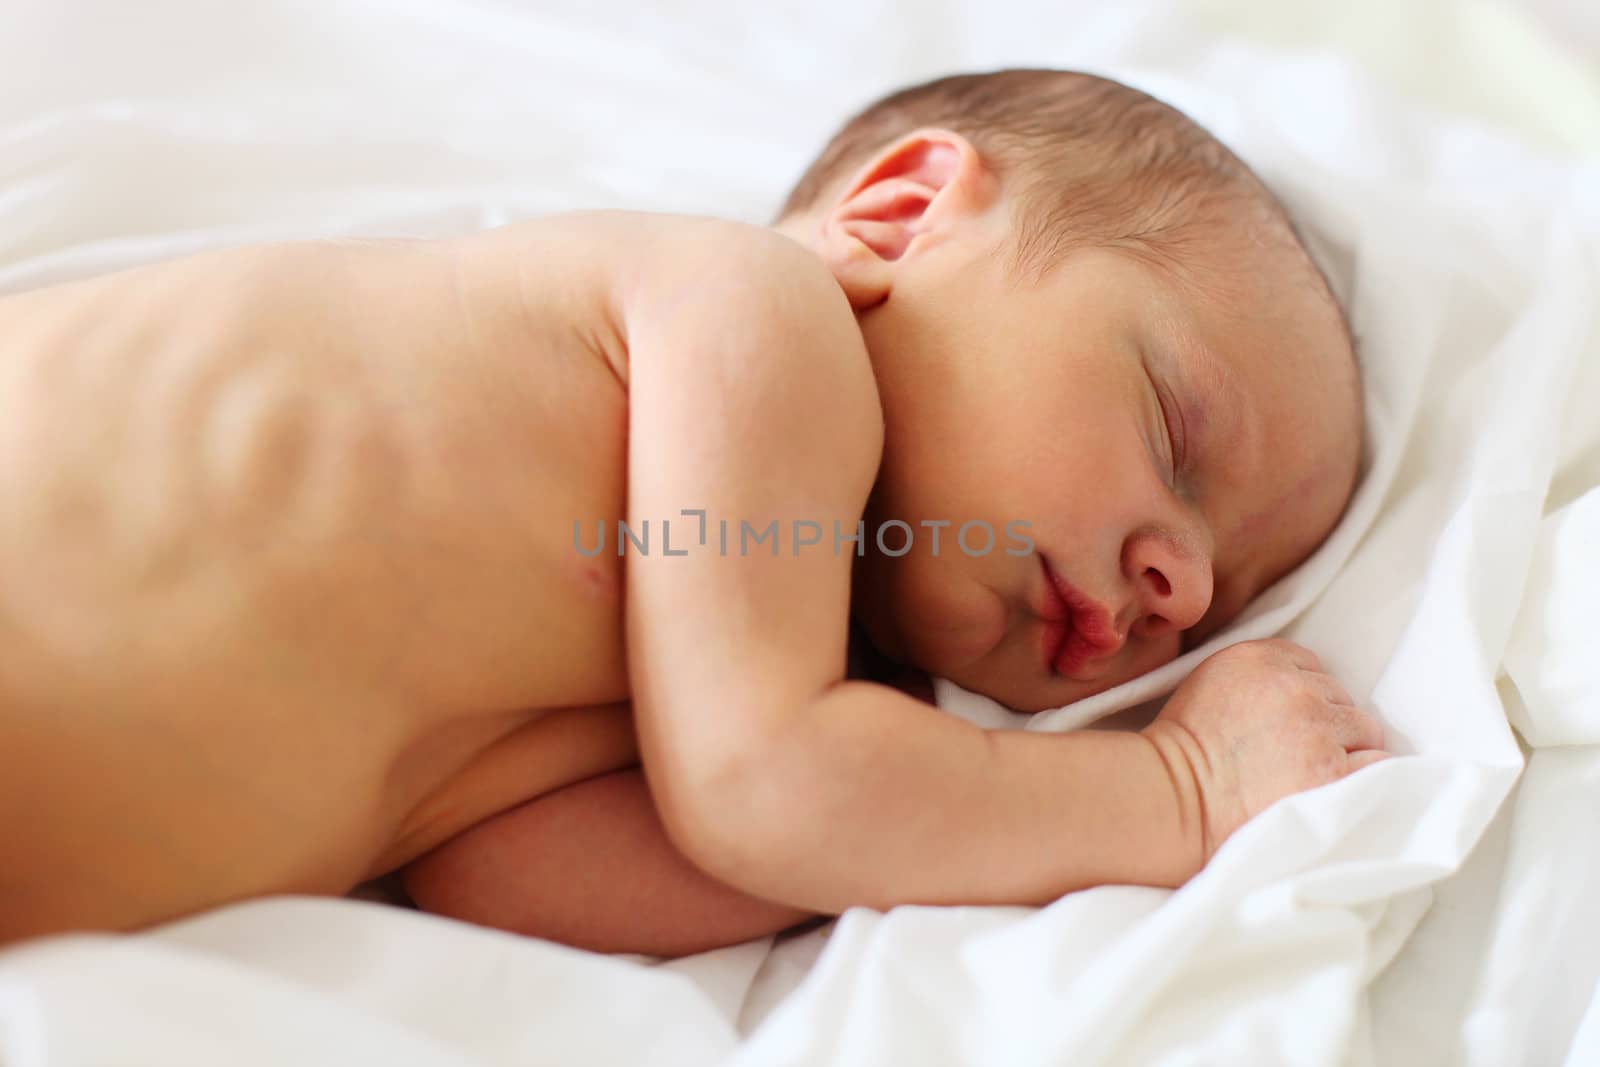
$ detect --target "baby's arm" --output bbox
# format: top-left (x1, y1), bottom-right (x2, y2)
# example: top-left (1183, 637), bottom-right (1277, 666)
top-left (403, 767), bottom-right (814, 957)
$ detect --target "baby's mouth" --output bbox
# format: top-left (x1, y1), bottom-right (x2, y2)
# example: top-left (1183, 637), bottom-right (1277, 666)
top-left (1038, 555), bottom-right (1123, 679)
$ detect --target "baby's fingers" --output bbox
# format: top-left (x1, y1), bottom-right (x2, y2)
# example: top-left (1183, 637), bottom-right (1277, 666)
top-left (1317, 702), bottom-right (1387, 753)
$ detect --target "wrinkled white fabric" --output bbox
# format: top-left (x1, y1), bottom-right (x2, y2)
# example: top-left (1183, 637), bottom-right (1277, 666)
top-left (1, 1), bottom-right (1597, 1064)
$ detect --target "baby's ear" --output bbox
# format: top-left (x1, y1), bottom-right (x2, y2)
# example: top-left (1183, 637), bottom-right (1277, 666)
top-left (815, 128), bottom-right (989, 309)
top-left (830, 131), bottom-right (969, 259)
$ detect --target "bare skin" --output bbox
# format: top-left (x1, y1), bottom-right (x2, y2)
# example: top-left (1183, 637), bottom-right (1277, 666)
top-left (0, 221), bottom-right (650, 939)
top-left (0, 156), bottom-right (1388, 949)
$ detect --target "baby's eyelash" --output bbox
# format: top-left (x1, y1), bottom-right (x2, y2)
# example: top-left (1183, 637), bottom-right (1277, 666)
top-left (1155, 381), bottom-right (1186, 478)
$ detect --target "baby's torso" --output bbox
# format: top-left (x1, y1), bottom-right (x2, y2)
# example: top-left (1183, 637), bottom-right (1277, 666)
top-left (0, 218), bottom-right (641, 938)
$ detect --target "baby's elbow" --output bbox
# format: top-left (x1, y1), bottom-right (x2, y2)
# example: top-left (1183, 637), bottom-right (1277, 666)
top-left (652, 760), bottom-right (805, 900)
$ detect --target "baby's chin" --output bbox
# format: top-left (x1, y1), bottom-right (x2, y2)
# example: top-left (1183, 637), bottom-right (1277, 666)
top-left (939, 638), bottom-right (1182, 714)
top-left (944, 667), bottom-right (1123, 715)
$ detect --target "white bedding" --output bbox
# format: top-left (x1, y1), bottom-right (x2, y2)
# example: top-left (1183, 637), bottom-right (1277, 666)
top-left (2, 1), bottom-right (1598, 1064)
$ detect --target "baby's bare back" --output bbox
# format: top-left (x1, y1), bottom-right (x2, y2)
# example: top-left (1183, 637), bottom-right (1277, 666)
top-left (0, 217), bottom-right (645, 940)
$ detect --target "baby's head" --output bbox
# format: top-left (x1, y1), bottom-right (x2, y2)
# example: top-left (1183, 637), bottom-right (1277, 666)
top-left (774, 69), bottom-right (1362, 712)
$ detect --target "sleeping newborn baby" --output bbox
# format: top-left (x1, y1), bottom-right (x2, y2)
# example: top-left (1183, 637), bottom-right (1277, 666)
top-left (0, 69), bottom-right (1387, 953)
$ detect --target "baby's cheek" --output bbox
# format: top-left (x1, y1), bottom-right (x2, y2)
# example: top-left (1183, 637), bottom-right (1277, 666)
top-left (899, 569), bottom-right (1007, 673)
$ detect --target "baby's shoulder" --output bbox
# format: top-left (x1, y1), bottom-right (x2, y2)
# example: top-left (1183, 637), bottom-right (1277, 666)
top-left (532, 211), bottom-right (850, 329)
top-left (610, 211), bottom-right (847, 314)
top-left (548, 212), bottom-right (866, 386)
top-left (465, 210), bottom-right (859, 375)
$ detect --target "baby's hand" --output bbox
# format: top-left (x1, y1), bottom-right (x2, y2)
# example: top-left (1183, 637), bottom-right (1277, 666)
top-left (1140, 639), bottom-right (1390, 867)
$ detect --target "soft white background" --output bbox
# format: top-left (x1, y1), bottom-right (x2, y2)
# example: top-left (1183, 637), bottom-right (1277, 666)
top-left (0, 2), bottom-right (1596, 1064)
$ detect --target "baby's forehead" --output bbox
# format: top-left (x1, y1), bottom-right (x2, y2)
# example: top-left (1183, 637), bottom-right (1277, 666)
top-left (1164, 236), bottom-right (1351, 387)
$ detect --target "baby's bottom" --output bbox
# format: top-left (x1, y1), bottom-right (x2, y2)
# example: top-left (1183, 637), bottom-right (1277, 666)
top-left (401, 767), bottom-right (817, 957)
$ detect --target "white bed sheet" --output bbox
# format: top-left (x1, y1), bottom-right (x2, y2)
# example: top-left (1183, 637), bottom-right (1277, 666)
top-left (1, 1), bottom-right (1597, 1064)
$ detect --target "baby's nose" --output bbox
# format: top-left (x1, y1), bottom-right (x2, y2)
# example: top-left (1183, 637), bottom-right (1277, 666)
top-left (1122, 533), bottom-right (1213, 638)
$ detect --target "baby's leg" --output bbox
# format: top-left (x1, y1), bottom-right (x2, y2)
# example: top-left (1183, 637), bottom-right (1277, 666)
top-left (401, 768), bottom-right (816, 957)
